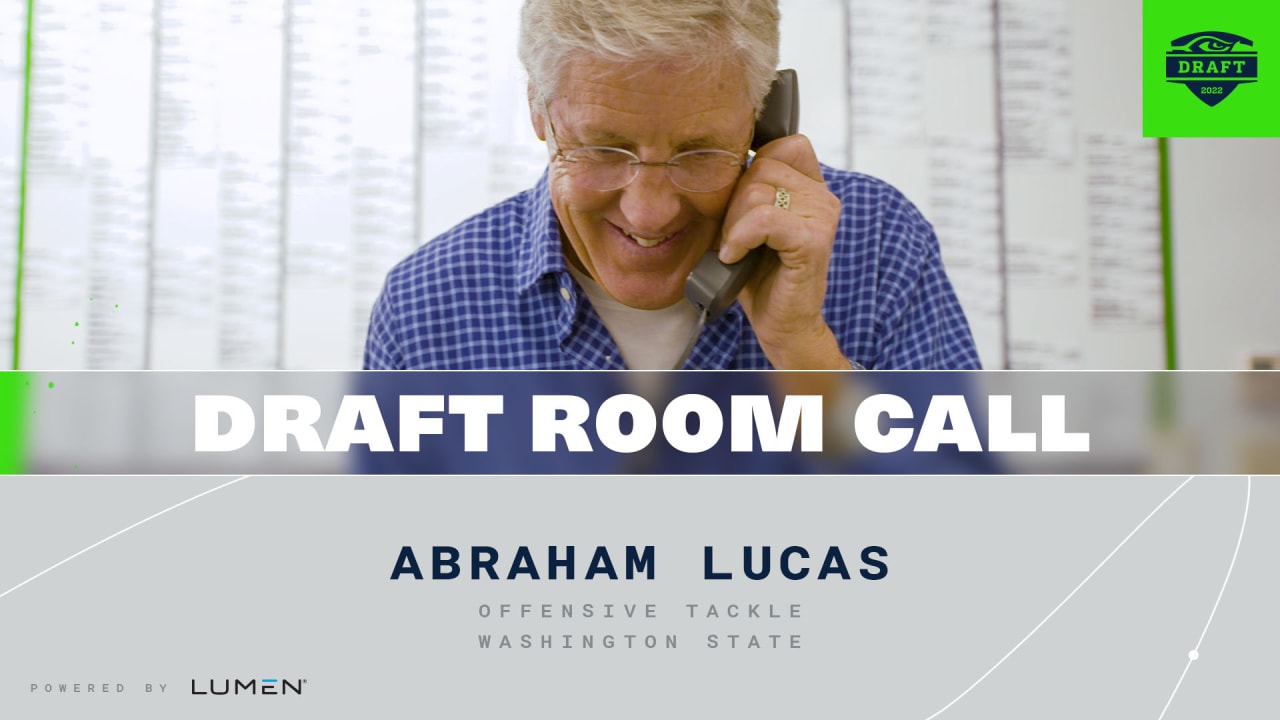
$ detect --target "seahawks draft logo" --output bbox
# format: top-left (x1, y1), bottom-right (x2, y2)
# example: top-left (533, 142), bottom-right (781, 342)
top-left (1165, 32), bottom-right (1258, 107)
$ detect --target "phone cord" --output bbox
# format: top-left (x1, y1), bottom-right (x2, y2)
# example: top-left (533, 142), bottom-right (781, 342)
top-left (672, 310), bottom-right (709, 370)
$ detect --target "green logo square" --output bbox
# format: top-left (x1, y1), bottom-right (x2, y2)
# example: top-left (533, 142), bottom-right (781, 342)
top-left (1144, 0), bottom-right (1280, 137)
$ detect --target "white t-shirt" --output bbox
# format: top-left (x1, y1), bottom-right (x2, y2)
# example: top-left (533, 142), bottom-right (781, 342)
top-left (569, 266), bottom-right (701, 371)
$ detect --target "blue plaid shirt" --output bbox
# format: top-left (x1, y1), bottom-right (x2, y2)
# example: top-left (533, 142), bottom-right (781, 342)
top-left (364, 166), bottom-right (980, 370)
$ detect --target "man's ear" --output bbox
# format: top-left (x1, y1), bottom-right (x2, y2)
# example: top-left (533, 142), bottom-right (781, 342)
top-left (529, 89), bottom-right (547, 142)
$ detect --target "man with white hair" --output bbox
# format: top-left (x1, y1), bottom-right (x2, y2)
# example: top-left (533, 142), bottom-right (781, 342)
top-left (365, 0), bottom-right (979, 371)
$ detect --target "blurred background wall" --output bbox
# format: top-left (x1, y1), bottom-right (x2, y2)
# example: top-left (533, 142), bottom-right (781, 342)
top-left (0, 0), bottom-right (1275, 370)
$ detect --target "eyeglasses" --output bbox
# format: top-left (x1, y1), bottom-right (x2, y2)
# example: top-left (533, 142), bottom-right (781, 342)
top-left (547, 117), bottom-right (746, 193)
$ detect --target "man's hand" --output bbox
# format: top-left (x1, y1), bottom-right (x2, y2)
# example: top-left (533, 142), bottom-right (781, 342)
top-left (718, 134), bottom-right (847, 370)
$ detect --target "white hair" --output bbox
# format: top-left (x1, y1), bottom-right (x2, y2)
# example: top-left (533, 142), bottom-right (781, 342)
top-left (519, 0), bottom-right (780, 115)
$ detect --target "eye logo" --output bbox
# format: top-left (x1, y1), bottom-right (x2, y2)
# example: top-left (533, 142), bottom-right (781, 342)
top-left (1165, 31), bottom-right (1258, 107)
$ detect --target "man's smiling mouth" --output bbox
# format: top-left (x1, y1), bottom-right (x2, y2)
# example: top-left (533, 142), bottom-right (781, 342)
top-left (624, 231), bottom-right (672, 248)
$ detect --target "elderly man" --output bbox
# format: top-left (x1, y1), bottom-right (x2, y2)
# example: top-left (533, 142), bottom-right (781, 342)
top-left (364, 0), bottom-right (979, 371)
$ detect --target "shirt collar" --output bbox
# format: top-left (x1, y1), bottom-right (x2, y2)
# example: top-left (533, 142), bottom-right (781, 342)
top-left (516, 170), bottom-right (567, 291)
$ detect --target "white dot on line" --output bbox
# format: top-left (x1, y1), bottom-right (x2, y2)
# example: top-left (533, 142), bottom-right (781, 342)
top-left (1188, 650), bottom-right (1200, 661)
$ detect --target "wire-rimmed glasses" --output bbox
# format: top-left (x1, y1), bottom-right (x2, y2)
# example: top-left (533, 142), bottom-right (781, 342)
top-left (548, 117), bottom-right (747, 193)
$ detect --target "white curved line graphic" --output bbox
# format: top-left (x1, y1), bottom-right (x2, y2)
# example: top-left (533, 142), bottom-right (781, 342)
top-left (1156, 475), bottom-right (1251, 720)
top-left (922, 476), bottom-right (1196, 720)
top-left (0, 475), bottom-right (251, 601)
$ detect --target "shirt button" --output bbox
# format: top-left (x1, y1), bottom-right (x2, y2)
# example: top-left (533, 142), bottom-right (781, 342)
top-left (559, 287), bottom-right (571, 301)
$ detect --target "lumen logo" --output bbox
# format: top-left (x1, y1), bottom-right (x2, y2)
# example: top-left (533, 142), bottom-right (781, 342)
top-left (1165, 31), bottom-right (1258, 106)
top-left (190, 678), bottom-right (306, 696)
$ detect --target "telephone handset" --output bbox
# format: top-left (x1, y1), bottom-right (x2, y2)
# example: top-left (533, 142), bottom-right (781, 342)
top-left (684, 69), bottom-right (799, 322)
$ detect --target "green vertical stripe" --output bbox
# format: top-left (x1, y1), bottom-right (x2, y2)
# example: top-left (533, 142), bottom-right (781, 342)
top-left (12, 0), bottom-right (35, 370)
top-left (1157, 137), bottom-right (1177, 370)
top-left (0, 372), bottom-right (30, 473)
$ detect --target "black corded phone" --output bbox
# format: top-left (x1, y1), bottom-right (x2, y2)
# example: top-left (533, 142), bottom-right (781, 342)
top-left (684, 69), bottom-right (799, 321)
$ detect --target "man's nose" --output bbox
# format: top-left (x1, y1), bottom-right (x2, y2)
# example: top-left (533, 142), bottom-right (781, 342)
top-left (618, 165), bottom-right (682, 233)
